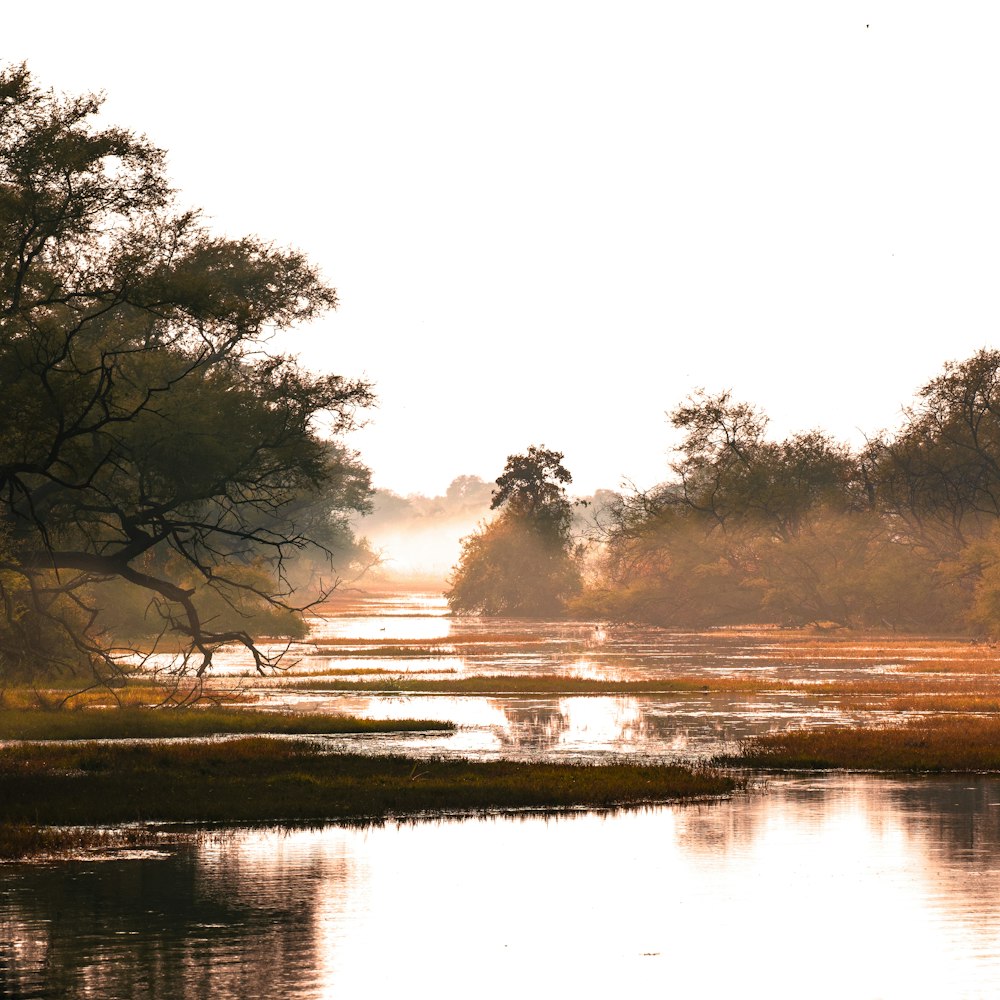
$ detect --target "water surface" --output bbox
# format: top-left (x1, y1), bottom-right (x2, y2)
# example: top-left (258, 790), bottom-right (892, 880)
top-left (237, 592), bottom-right (934, 762)
top-left (10, 592), bottom-right (1000, 998)
top-left (4, 775), bottom-right (1000, 999)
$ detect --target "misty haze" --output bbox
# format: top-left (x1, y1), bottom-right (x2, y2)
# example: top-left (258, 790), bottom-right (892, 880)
top-left (7, 6), bottom-right (1000, 996)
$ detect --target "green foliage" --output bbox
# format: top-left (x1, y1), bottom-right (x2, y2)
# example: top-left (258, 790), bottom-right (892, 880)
top-left (0, 64), bottom-right (374, 678)
top-left (491, 445), bottom-right (574, 527)
top-left (447, 447), bottom-right (582, 616)
top-left (670, 390), bottom-right (858, 539)
top-left (751, 510), bottom-right (957, 629)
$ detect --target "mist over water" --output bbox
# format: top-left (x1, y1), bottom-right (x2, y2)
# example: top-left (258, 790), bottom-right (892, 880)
top-left (354, 478), bottom-right (493, 584)
top-left (353, 477), bottom-right (611, 587)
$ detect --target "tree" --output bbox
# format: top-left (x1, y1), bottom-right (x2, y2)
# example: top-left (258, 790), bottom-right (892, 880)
top-left (0, 64), bottom-right (374, 679)
top-left (586, 392), bottom-right (906, 628)
top-left (669, 391), bottom-right (857, 540)
top-left (877, 349), bottom-right (1000, 557)
top-left (446, 447), bottom-right (581, 615)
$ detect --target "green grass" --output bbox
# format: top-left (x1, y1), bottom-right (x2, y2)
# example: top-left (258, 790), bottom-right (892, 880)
top-left (0, 707), bottom-right (453, 741)
top-left (717, 715), bottom-right (1000, 772)
top-left (0, 738), bottom-right (744, 828)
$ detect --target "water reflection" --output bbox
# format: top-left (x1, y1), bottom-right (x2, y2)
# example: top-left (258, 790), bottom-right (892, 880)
top-left (142, 591), bottom-right (1000, 695)
top-left (210, 591), bottom-right (956, 763)
top-left (260, 686), bottom-right (895, 763)
top-left (5, 776), bottom-right (1000, 998)
top-left (0, 833), bottom-right (353, 1000)
top-left (293, 593), bottom-right (977, 684)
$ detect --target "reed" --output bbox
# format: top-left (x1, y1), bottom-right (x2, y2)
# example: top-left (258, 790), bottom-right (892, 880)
top-left (0, 739), bottom-right (744, 827)
top-left (0, 822), bottom-right (162, 859)
top-left (272, 674), bottom-right (774, 695)
top-left (718, 715), bottom-right (1000, 771)
top-left (0, 707), bottom-right (453, 741)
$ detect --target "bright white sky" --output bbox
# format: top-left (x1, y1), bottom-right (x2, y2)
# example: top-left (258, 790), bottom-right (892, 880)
top-left (8, 2), bottom-right (1000, 496)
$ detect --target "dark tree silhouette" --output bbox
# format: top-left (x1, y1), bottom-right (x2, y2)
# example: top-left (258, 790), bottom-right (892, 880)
top-left (0, 64), bottom-right (373, 678)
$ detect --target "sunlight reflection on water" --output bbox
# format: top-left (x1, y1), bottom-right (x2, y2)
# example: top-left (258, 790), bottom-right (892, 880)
top-left (252, 686), bottom-right (901, 764)
top-left (10, 594), bottom-right (1000, 997)
top-left (4, 776), bottom-right (1000, 999)
top-left (123, 591), bottom-right (941, 764)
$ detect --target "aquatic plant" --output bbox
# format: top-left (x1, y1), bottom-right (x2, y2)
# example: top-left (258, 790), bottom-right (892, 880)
top-left (0, 740), bottom-right (745, 828)
top-left (0, 708), bottom-right (452, 741)
top-left (719, 715), bottom-right (1000, 772)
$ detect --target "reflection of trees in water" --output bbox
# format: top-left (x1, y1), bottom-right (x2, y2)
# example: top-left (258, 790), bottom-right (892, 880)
top-left (0, 835), bottom-right (351, 999)
top-left (673, 776), bottom-right (1000, 935)
top-left (485, 694), bottom-right (812, 758)
top-left (885, 779), bottom-right (1000, 922)
top-left (489, 697), bottom-right (651, 752)
top-left (491, 699), bottom-right (574, 750)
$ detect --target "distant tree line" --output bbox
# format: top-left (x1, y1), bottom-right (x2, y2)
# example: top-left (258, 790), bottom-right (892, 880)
top-left (579, 349), bottom-right (1000, 632)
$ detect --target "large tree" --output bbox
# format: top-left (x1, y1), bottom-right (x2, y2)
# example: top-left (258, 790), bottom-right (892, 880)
top-left (0, 64), bottom-right (373, 678)
top-left (446, 446), bottom-right (581, 616)
top-left (877, 349), bottom-right (1000, 555)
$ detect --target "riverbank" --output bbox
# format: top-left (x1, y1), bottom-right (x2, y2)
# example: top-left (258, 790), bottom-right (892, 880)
top-left (716, 714), bottom-right (1000, 771)
top-left (0, 737), bottom-right (744, 857)
top-left (0, 706), bottom-right (453, 740)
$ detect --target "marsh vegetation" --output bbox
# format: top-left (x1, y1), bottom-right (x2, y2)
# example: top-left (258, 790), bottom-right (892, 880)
top-left (0, 739), bottom-right (740, 826)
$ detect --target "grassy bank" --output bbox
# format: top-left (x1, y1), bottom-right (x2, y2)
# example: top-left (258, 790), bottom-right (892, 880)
top-left (0, 738), bottom-right (743, 829)
top-left (277, 675), bottom-right (726, 695)
top-left (718, 715), bottom-right (1000, 772)
top-left (0, 708), bottom-right (453, 741)
top-left (275, 673), bottom-right (1000, 697)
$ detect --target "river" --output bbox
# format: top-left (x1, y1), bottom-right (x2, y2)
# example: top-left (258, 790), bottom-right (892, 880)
top-left (4, 594), bottom-right (1000, 998)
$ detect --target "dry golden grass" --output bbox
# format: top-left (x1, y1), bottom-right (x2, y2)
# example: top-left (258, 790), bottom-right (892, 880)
top-left (0, 681), bottom-right (253, 711)
top-left (891, 657), bottom-right (1000, 674)
top-left (717, 633), bottom-right (998, 663)
top-left (0, 741), bottom-right (745, 841)
top-left (0, 707), bottom-right (453, 741)
top-left (720, 714), bottom-right (1000, 771)
top-left (310, 632), bottom-right (554, 648)
top-left (795, 675), bottom-right (1000, 696)
top-left (281, 666), bottom-right (459, 677)
top-left (877, 694), bottom-right (1000, 712)
top-left (273, 673), bottom-right (796, 695)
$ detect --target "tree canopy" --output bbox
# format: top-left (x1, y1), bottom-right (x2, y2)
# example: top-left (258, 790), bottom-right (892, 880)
top-left (447, 447), bottom-right (581, 616)
top-left (0, 64), bottom-right (374, 678)
top-left (583, 372), bottom-right (997, 631)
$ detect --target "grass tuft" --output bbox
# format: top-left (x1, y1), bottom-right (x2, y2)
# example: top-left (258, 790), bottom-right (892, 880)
top-left (0, 823), bottom-right (162, 860)
top-left (0, 707), bottom-right (452, 741)
top-left (276, 675), bottom-right (723, 695)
